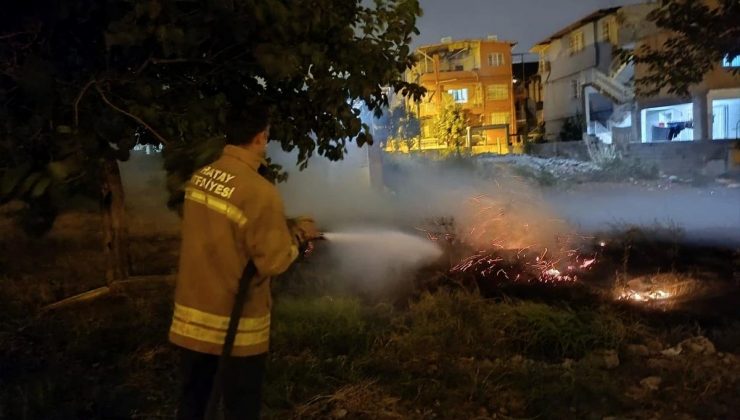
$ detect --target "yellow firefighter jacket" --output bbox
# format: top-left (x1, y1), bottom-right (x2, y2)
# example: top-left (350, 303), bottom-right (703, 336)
top-left (169, 145), bottom-right (299, 356)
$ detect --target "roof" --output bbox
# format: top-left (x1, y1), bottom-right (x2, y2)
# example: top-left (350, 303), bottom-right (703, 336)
top-left (532, 7), bottom-right (620, 49)
top-left (417, 38), bottom-right (517, 55)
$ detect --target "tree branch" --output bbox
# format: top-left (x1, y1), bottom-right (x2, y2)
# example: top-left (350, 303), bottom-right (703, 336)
top-left (74, 79), bottom-right (96, 128)
top-left (94, 83), bottom-right (170, 146)
top-left (0, 31), bottom-right (34, 41)
top-left (136, 57), bottom-right (212, 74)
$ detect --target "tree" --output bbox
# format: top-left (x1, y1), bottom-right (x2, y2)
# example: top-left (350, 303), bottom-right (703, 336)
top-left (625, 0), bottom-right (739, 97)
top-left (434, 98), bottom-right (467, 152)
top-left (400, 110), bottom-right (421, 152)
top-left (0, 0), bottom-right (424, 284)
top-left (386, 105), bottom-right (420, 152)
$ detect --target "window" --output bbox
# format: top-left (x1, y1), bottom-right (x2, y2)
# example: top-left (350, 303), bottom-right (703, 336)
top-left (488, 53), bottom-right (504, 67)
top-left (448, 88), bottom-right (468, 103)
top-left (712, 98), bottom-right (740, 139)
top-left (486, 84), bottom-right (509, 101)
top-left (569, 30), bottom-right (585, 54)
top-left (723, 55), bottom-right (740, 68)
top-left (600, 17), bottom-right (618, 44)
top-left (571, 79), bottom-right (581, 99)
top-left (640, 103), bottom-right (694, 142)
top-left (490, 112), bottom-right (510, 125)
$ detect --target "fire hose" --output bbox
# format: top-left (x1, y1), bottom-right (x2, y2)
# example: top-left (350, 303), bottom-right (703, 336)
top-left (204, 237), bottom-right (321, 419)
top-left (204, 259), bottom-right (257, 420)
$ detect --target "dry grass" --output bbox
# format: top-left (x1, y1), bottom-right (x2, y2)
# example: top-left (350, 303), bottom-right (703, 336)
top-left (1, 210), bottom-right (739, 419)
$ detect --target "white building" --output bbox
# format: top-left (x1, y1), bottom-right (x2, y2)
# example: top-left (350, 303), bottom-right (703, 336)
top-left (531, 2), bottom-right (740, 144)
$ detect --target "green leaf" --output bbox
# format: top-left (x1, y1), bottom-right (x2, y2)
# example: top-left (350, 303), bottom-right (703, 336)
top-left (18, 172), bottom-right (43, 196)
top-left (0, 164), bottom-right (32, 197)
top-left (31, 176), bottom-right (52, 198)
top-left (47, 161), bottom-right (73, 181)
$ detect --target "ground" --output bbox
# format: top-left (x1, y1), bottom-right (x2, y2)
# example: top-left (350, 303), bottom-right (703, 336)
top-left (1, 162), bottom-right (739, 419)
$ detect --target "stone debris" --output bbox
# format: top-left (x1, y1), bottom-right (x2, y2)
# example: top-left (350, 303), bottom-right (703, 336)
top-left (679, 336), bottom-right (716, 355)
top-left (626, 344), bottom-right (650, 358)
top-left (331, 408), bottom-right (348, 418)
top-left (585, 349), bottom-right (620, 370)
top-left (478, 155), bottom-right (601, 178)
top-left (661, 345), bottom-right (682, 357)
top-left (640, 376), bottom-right (662, 391)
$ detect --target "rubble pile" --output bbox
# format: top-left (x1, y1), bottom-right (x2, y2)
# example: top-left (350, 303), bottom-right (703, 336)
top-left (478, 154), bottom-right (601, 178)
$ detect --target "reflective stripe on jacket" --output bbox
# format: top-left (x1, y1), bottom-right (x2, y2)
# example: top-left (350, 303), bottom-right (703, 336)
top-left (169, 145), bottom-right (298, 356)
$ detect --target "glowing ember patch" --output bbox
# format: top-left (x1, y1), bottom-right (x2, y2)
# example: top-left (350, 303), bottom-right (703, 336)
top-left (619, 289), bottom-right (671, 302)
top-left (422, 193), bottom-right (600, 287)
top-left (580, 258), bottom-right (596, 268)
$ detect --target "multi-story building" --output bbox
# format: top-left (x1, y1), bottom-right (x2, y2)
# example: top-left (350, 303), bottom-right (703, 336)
top-left (635, 25), bottom-right (740, 143)
top-left (530, 4), bottom-right (657, 143)
top-left (512, 61), bottom-right (543, 139)
top-left (532, 2), bottom-right (740, 144)
top-left (406, 37), bottom-right (517, 153)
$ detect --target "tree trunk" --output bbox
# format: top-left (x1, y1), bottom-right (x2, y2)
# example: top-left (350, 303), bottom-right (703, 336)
top-left (101, 156), bottom-right (130, 284)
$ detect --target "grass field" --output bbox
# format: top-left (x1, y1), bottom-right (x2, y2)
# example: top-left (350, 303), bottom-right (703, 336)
top-left (1, 209), bottom-right (739, 419)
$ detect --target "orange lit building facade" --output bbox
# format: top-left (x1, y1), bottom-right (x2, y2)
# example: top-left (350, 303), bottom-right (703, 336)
top-left (406, 38), bottom-right (517, 152)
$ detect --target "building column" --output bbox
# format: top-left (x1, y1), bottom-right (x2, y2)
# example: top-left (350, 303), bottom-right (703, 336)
top-left (584, 89), bottom-right (592, 135)
top-left (632, 105), bottom-right (642, 143)
top-left (692, 92), bottom-right (709, 141)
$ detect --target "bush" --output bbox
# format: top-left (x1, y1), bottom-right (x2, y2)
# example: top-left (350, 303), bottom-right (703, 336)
top-left (559, 114), bottom-right (585, 142)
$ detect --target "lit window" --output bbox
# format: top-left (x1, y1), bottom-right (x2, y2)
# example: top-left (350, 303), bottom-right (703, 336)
top-left (488, 53), bottom-right (504, 67)
top-left (448, 88), bottom-right (468, 103)
top-left (569, 30), bottom-right (585, 54)
top-left (490, 112), bottom-right (510, 125)
top-left (571, 79), bottom-right (581, 99)
top-left (723, 55), bottom-right (740, 68)
top-left (486, 84), bottom-right (509, 101)
top-left (601, 17), bottom-right (618, 44)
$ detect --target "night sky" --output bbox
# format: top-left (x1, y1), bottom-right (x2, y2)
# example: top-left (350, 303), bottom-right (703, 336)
top-left (414, 0), bottom-right (647, 58)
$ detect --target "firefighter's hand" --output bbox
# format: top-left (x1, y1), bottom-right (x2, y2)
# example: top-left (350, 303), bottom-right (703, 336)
top-left (287, 217), bottom-right (322, 245)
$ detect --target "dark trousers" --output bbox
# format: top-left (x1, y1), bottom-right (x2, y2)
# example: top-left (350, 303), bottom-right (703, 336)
top-left (177, 348), bottom-right (267, 420)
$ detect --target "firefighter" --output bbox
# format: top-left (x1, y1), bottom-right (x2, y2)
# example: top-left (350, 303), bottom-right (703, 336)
top-left (170, 104), bottom-right (320, 420)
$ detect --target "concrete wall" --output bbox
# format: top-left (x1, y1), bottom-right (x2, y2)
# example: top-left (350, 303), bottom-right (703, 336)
top-left (623, 140), bottom-right (739, 175)
top-left (543, 77), bottom-right (582, 122)
top-left (548, 38), bottom-right (597, 80)
top-left (531, 139), bottom-right (740, 175)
